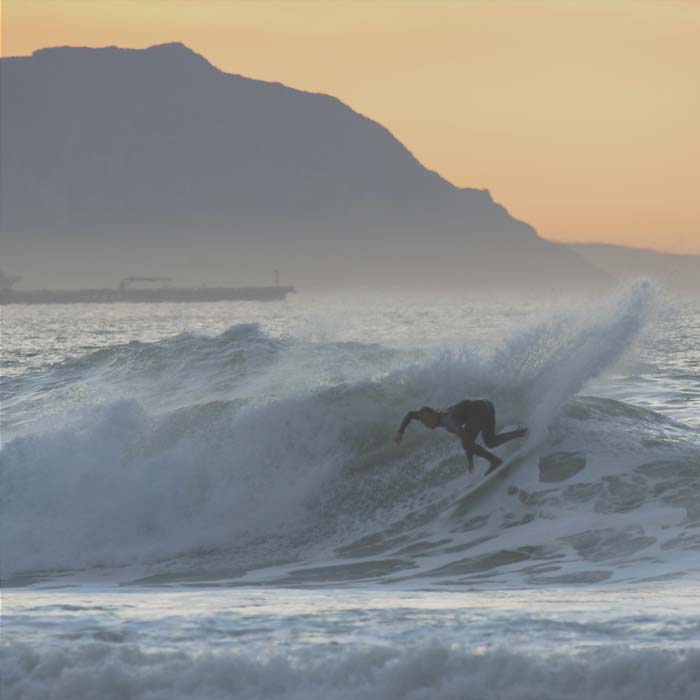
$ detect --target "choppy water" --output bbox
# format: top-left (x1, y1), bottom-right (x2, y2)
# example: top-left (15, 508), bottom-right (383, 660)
top-left (4, 587), bottom-right (700, 700)
top-left (2, 282), bottom-right (699, 699)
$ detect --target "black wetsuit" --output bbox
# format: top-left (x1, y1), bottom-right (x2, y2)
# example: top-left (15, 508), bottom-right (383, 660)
top-left (397, 399), bottom-right (525, 471)
top-left (440, 399), bottom-right (498, 445)
top-left (441, 399), bottom-right (526, 472)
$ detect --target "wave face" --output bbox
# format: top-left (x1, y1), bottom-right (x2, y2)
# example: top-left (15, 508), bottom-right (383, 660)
top-left (2, 282), bottom-right (699, 585)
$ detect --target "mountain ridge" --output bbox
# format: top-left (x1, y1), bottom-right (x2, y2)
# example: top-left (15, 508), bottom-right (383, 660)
top-left (1, 42), bottom-right (607, 291)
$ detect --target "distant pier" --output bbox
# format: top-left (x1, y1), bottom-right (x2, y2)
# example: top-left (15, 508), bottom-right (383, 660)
top-left (0, 284), bottom-right (296, 305)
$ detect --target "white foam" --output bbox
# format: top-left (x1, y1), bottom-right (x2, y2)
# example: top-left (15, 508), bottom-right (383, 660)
top-left (2, 639), bottom-right (698, 700)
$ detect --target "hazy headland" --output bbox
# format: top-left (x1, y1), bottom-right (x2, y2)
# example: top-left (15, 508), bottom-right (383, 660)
top-left (1, 43), bottom-right (616, 293)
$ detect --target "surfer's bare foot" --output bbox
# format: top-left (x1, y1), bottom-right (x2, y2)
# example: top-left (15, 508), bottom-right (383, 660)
top-left (516, 426), bottom-right (528, 438)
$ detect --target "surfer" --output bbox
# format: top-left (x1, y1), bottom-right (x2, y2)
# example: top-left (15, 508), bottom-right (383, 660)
top-left (395, 400), bottom-right (527, 474)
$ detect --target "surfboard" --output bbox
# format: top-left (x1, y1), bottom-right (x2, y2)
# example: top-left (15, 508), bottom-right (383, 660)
top-left (450, 442), bottom-right (532, 519)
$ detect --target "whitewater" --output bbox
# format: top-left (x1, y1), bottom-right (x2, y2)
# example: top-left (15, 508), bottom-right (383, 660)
top-left (2, 282), bottom-right (699, 699)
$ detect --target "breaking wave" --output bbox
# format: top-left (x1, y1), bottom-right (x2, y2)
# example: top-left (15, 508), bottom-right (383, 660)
top-left (2, 281), bottom-right (699, 585)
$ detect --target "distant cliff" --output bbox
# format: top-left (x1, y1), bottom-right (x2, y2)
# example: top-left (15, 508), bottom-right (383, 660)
top-left (570, 243), bottom-right (699, 292)
top-left (0, 43), bottom-right (608, 290)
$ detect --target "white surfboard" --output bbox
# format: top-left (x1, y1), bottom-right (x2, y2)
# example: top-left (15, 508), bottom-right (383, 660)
top-left (450, 440), bottom-right (534, 519)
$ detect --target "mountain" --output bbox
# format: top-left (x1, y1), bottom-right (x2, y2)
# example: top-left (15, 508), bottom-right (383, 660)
top-left (569, 243), bottom-right (698, 292)
top-left (0, 42), bottom-right (608, 291)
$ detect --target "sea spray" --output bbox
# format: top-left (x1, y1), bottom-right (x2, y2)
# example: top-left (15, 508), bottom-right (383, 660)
top-left (512, 279), bottom-right (655, 443)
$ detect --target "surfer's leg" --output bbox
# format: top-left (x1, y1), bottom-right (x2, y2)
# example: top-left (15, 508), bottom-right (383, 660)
top-left (484, 428), bottom-right (527, 447)
top-left (480, 401), bottom-right (527, 448)
top-left (472, 443), bottom-right (502, 467)
top-left (462, 430), bottom-right (501, 469)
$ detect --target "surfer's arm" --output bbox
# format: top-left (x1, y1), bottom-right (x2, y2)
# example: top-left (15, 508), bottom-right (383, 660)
top-left (395, 411), bottom-right (419, 444)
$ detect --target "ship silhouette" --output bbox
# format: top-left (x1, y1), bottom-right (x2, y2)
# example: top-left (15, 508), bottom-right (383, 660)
top-left (0, 271), bottom-right (295, 304)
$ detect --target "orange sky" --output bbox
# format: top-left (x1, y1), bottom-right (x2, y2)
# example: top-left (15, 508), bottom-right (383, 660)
top-left (3, 0), bottom-right (699, 254)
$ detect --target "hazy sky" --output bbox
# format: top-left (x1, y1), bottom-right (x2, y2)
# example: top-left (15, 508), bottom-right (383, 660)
top-left (3, 0), bottom-right (699, 254)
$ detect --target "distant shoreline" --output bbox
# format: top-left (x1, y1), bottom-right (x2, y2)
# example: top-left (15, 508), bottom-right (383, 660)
top-left (0, 285), bottom-right (296, 305)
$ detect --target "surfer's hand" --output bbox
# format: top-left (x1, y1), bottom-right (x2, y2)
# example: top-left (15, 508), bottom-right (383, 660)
top-left (468, 458), bottom-right (475, 474)
top-left (395, 432), bottom-right (403, 445)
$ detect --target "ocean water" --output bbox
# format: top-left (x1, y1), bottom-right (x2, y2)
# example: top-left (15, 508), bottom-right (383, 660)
top-left (2, 282), bottom-right (699, 699)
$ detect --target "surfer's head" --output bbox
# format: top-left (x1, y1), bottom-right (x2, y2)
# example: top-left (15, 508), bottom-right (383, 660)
top-left (417, 406), bottom-right (441, 430)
